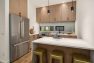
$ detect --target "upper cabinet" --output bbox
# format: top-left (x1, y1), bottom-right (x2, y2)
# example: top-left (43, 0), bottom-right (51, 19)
top-left (36, 7), bottom-right (42, 22)
top-left (9, 0), bottom-right (27, 17)
top-left (55, 4), bottom-right (62, 22)
top-left (36, 1), bottom-right (76, 23)
top-left (36, 7), bottom-right (49, 23)
top-left (49, 4), bottom-right (62, 22)
top-left (41, 7), bottom-right (49, 23)
top-left (67, 1), bottom-right (76, 21)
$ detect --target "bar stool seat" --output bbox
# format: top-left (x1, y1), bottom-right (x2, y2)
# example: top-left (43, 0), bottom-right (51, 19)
top-left (33, 48), bottom-right (46, 63)
top-left (73, 54), bottom-right (91, 63)
top-left (49, 50), bottom-right (64, 63)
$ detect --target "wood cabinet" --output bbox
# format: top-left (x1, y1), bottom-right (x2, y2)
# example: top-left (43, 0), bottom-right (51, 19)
top-left (36, 1), bottom-right (76, 23)
top-left (41, 7), bottom-right (49, 23)
top-left (49, 5), bottom-right (56, 22)
top-left (67, 1), bottom-right (76, 21)
top-left (9, 0), bottom-right (27, 17)
top-left (61, 3), bottom-right (69, 21)
top-left (55, 4), bottom-right (62, 22)
top-left (36, 7), bottom-right (42, 22)
top-left (29, 34), bottom-right (39, 51)
top-left (36, 7), bottom-right (49, 23)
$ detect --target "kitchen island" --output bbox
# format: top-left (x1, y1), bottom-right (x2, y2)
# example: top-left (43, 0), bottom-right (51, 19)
top-left (32, 37), bottom-right (94, 63)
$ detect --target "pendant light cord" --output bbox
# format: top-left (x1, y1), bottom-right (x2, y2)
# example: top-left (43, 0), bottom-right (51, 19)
top-left (72, 0), bottom-right (73, 6)
top-left (48, 0), bottom-right (50, 13)
top-left (48, 0), bottom-right (49, 10)
top-left (71, 0), bottom-right (74, 11)
top-left (48, 0), bottom-right (50, 22)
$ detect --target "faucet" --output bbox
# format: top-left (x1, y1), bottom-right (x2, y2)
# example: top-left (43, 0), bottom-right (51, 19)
top-left (53, 31), bottom-right (60, 38)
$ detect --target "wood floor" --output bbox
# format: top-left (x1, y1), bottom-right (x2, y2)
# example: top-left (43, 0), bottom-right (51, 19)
top-left (13, 52), bottom-right (32, 63)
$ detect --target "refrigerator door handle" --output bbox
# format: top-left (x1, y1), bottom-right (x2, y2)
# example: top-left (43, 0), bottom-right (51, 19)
top-left (14, 40), bottom-right (30, 47)
top-left (20, 18), bottom-right (22, 38)
top-left (20, 18), bottom-right (24, 38)
top-left (21, 19), bottom-right (24, 38)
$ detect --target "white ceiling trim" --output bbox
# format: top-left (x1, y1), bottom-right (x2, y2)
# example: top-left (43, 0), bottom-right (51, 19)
top-left (30, 0), bottom-right (75, 8)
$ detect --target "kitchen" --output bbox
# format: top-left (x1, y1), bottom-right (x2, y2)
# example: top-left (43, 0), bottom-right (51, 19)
top-left (0, 0), bottom-right (94, 63)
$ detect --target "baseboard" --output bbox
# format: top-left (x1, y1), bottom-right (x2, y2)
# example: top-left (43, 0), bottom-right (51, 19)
top-left (0, 59), bottom-right (9, 63)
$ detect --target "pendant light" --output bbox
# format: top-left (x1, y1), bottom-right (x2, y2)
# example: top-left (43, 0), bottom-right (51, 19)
top-left (71, 0), bottom-right (74, 12)
top-left (47, 0), bottom-right (50, 13)
top-left (45, 0), bottom-right (50, 31)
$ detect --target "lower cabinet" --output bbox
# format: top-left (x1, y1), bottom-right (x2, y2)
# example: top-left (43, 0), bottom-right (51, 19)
top-left (29, 34), bottom-right (39, 51)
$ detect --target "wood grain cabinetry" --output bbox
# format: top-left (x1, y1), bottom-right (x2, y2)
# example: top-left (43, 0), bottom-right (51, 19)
top-left (36, 1), bottom-right (76, 23)
top-left (36, 7), bottom-right (49, 23)
top-left (49, 5), bottom-right (56, 22)
top-left (61, 1), bottom-right (76, 21)
top-left (55, 4), bottom-right (62, 22)
top-left (67, 1), bottom-right (76, 21)
top-left (9, 0), bottom-right (27, 17)
top-left (36, 7), bottom-right (42, 22)
top-left (29, 34), bottom-right (39, 51)
top-left (41, 7), bottom-right (49, 23)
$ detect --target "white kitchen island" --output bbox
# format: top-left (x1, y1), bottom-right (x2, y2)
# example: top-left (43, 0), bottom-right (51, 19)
top-left (32, 37), bottom-right (94, 63)
top-left (32, 37), bottom-right (94, 50)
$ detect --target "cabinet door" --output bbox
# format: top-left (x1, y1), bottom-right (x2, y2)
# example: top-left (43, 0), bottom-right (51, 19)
top-left (19, 0), bottom-right (27, 17)
top-left (9, 0), bottom-right (19, 15)
top-left (67, 1), bottom-right (76, 21)
top-left (61, 3), bottom-right (69, 21)
top-left (61, 1), bottom-right (76, 22)
top-left (55, 4), bottom-right (62, 22)
top-left (36, 2), bottom-right (76, 23)
top-left (41, 7), bottom-right (49, 23)
top-left (49, 5), bottom-right (56, 22)
top-left (9, 0), bottom-right (27, 17)
top-left (36, 8), bottom-right (42, 22)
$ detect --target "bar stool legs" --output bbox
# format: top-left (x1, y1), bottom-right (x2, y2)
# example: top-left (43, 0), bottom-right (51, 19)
top-left (49, 50), bottom-right (64, 63)
top-left (73, 54), bottom-right (91, 63)
top-left (33, 48), bottom-right (46, 63)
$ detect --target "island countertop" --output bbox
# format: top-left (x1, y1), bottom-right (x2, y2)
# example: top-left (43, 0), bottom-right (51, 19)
top-left (32, 37), bottom-right (94, 50)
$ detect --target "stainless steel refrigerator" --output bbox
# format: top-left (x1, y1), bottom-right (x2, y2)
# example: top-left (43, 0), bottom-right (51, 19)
top-left (9, 14), bottom-right (30, 62)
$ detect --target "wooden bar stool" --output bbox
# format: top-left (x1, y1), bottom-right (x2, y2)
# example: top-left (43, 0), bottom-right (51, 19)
top-left (33, 48), bottom-right (47, 63)
top-left (73, 54), bottom-right (91, 63)
top-left (49, 50), bottom-right (64, 63)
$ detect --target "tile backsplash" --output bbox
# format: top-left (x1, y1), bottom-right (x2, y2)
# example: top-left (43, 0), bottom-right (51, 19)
top-left (39, 22), bottom-right (75, 34)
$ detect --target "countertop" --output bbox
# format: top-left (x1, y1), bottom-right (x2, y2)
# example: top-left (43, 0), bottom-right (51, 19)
top-left (58, 33), bottom-right (76, 36)
top-left (29, 33), bottom-right (39, 36)
top-left (32, 37), bottom-right (94, 50)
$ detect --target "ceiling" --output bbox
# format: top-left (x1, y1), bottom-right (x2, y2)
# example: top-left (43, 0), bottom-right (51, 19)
top-left (31, 0), bottom-right (75, 8)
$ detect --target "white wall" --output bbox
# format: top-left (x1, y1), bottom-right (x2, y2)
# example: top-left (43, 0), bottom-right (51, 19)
top-left (76, 0), bottom-right (94, 62)
top-left (32, 0), bottom-right (74, 8)
top-left (76, 0), bottom-right (94, 44)
top-left (0, 0), bottom-right (9, 63)
top-left (28, 0), bottom-right (39, 34)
